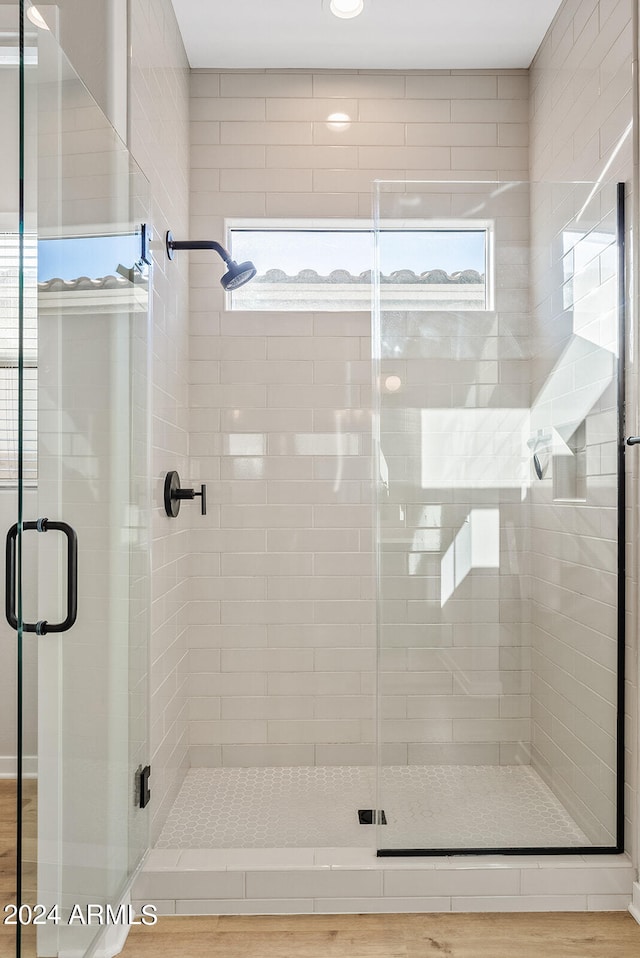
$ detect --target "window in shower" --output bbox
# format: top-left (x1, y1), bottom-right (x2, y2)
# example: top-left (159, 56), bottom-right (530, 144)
top-left (226, 219), bottom-right (492, 311)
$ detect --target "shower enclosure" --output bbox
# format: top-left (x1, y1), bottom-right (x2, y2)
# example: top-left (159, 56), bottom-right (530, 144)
top-left (2, 4), bottom-right (151, 956)
top-left (373, 179), bottom-right (625, 855)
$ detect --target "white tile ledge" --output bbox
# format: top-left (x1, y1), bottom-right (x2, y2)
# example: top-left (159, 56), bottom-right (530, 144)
top-left (133, 851), bottom-right (635, 915)
top-left (143, 847), bottom-right (633, 873)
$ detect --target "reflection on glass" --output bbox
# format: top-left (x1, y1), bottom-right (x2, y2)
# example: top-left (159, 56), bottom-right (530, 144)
top-left (375, 180), bottom-right (622, 854)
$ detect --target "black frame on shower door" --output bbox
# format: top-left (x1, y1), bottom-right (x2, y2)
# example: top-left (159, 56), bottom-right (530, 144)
top-left (377, 181), bottom-right (627, 859)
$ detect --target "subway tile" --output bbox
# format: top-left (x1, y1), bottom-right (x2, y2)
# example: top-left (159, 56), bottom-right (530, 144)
top-left (220, 74), bottom-right (313, 98)
top-left (313, 122), bottom-right (406, 146)
top-left (222, 552), bottom-right (314, 576)
top-left (267, 718), bottom-right (362, 744)
top-left (189, 123), bottom-right (221, 146)
top-left (314, 695), bottom-right (374, 719)
top-left (268, 672), bottom-right (361, 695)
top-left (384, 867), bottom-right (520, 898)
top-left (266, 191), bottom-right (360, 216)
top-left (521, 866), bottom-right (635, 896)
top-left (315, 897), bottom-right (451, 913)
top-left (191, 97), bottom-right (266, 121)
top-left (221, 120), bottom-right (312, 144)
top-left (451, 895), bottom-right (587, 912)
top-left (221, 600), bottom-right (315, 624)
top-left (406, 75), bottom-right (498, 99)
top-left (191, 144), bottom-right (266, 167)
top-left (220, 696), bottom-right (314, 720)
top-left (406, 123), bottom-right (497, 146)
top-left (313, 74), bottom-right (405, 98)
top-left (359, 99), bottom-right (451, 123)
top-left (221, 648), bottom-right (314, 672)
top-left (246, 869), bottom-right (383, 899)
top-left (315, 743), bottom-right (376, 766)
top-left (451, 146), bottom-right (529, 169)
top-left (267, 529), bottom-right (360, 552)
top-left (314, 648), bottom-right (376, 672)
top-left (134, 870), bottom-right (244, 900)
top-left (189, 720), bottom-right (267, 745)
top-left (189, 672), bottom-right (267, 697)
top-left (266, 97), bottom-right (358, 121)
top-left (452, 98), bottom-right (527, 123)
top-left (220, 169), bottom-right (313, 192)
top-left (268, 623), bottom-right (370, 648)
top-left (190, 72), bottom-right (221, 97)
top-left (176, 899), bottom-right (313, 915)
top-left (497, 75), bottom-right (529, 99)
top-left (267, 574), bottom-right (361, 599)
top-left (265, 144), bottom-right (359, 169)
top-left (221, 744), bottom-right (315, 766)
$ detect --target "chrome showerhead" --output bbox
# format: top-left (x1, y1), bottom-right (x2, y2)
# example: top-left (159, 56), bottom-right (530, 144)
top-left (165, 231), bottom-right (256, 291)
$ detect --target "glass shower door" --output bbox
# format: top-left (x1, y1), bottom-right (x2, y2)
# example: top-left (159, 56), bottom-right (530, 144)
top-left (373, 179), bottom-right (624, 855)
top-left (9, 5), bottom-right (151, 956)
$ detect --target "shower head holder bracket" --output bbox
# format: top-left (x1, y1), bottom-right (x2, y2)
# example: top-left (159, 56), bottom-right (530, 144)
top-left (165, 231), bottom-right (257, 290)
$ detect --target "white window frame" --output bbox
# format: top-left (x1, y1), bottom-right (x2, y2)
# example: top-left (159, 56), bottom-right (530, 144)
top-left (225, 217), bottom-right (494, 312)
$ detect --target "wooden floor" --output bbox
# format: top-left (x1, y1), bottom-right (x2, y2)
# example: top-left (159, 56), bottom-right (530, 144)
top-left (0, 780), bottom-right (17, 958)
top-left (122, 912), bottom-right (640, 958)
top-left (0, 779), bottom-right (37, 958)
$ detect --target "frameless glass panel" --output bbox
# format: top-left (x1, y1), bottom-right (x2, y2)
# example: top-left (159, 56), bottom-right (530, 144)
top-left (0, 2), bottom-right (24, 956)
top-left (374, 180), bottom-right (623, 854)
top-left (14, 5), bottom-right (151, 956)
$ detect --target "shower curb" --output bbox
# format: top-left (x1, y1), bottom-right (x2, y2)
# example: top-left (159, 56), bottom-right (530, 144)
top-left (132, 848), bottom-right (635, 916)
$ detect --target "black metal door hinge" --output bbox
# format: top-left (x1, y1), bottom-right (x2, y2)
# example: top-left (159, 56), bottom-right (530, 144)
top-left (137, 764), bottom-right (151, 808)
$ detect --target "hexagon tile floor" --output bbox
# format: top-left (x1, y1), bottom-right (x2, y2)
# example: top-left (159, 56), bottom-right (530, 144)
top-left (156, 765), bottom-right (589, 849)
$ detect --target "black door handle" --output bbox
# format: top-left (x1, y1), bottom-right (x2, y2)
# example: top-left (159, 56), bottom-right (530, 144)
top-left (5, 519), bottom-right (78, 635)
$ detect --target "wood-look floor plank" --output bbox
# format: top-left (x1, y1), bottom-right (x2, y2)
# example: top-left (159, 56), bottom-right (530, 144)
top-left (122, 912), bottom-right (640, 958)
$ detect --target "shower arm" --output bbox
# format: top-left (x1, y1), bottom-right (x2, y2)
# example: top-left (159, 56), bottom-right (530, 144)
top-left (165, 233), bottom-right (232, 264)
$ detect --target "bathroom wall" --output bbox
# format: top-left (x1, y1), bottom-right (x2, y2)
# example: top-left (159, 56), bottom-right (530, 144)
top-left (377, 178), bottom-right (533, 772)
top-left (129, 0), bottom-right (191, 840)
top-left (528, 0), bottom-right (635, 847)
top-left (187, 68), bottom-right (530, 767)
top-left (34, 0), bottom-right (128, 140)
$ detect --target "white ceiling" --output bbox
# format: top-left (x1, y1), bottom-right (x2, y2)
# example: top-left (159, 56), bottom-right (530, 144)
top-left (171, 0), bottom-right (564, 70)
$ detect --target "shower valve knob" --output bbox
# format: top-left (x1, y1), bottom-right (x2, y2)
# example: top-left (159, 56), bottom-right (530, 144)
top-left (164, 471), bottom-right (207, 517)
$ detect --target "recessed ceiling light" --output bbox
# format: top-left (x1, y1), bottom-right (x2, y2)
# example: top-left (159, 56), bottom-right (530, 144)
top-left (26, 6), bottom-right (50, 30)
top-left (329, 0), bottom-right (365, 19)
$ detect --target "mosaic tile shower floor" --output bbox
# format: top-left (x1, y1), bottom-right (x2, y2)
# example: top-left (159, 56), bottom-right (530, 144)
top-left (156, 765), bottom-right (589, 850)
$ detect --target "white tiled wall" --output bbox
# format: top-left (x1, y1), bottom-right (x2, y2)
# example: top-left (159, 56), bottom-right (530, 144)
top-left (129, 0), bottom-right (191, 841)
top-left (187, 69), bottom-right (529, 767)
top-left (376, 179), bottom-right (533, 772)
top-left (529, 0), bottom-right (635, 850)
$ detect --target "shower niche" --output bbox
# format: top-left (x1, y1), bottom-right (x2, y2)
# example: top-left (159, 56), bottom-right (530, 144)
top-left (373, 179), bottom-right (625, 855)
